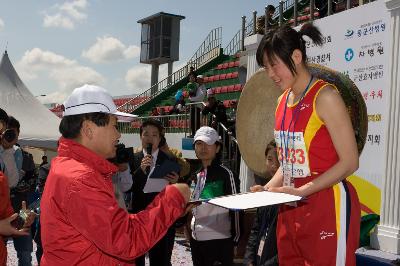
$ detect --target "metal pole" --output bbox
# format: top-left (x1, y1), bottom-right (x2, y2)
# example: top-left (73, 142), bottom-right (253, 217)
top-left (150, 63), bottom-right (159, 93)
top-left (167, 62), bottom-right (173, 86)
top-left (310, 0), bottom-right (315, 21)
top-left (279, 1), bottom-right (284, 26)
top-left (346, 0), bottom-right (351, 10)
top-left (328, 0), bottom-right (333, 16)
top-left (253, 11), bottom-right (257, 35)
top-left (294, 0), bottom-right (298, 26)
top-left (264, 5), bottom-right (269, 33)
top-left (241, 16), bottom-right (246, 51)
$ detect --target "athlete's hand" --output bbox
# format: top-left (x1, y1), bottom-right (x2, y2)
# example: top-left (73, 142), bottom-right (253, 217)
top-left (250, 185), bottom-right (265, 192)
top-left (267, 186), bottom-right (306, 197)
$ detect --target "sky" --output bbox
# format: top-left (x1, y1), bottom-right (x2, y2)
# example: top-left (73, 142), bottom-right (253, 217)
top-left (0, 0), bottom-right (278, 104)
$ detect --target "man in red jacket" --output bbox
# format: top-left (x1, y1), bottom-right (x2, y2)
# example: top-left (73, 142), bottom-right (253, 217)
top-left (40, 84), bottom-right (191, 266)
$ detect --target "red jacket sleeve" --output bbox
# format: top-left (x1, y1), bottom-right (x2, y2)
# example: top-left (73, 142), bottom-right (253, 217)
top-left (0, 172), bottom-right (15, 219)
top-left (66, 175), bottom-right (185, 261)
top-left (0, 172), bottom-right (14, 266)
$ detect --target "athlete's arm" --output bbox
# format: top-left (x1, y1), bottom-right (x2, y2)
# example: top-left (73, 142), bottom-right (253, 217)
top-left (265, 167), bottom-right (284, 189)
top-left (250, 167), bottom-right (283, 192)
top-left (269, 85), bottom-right (358, 197)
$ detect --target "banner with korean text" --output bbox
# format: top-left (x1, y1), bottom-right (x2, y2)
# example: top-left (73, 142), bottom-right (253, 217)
top-left (304, 0), bottom-right (390, 215)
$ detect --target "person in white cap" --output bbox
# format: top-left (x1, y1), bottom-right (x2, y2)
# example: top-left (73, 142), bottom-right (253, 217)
top-left (190, 126), bottom-right (241, 266)
top-left (40, 84), bottom-right (191, 266)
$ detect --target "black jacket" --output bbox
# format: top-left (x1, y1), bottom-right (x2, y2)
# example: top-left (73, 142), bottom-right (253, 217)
top-left (202, 100), bottom-right (228, 125)
top-left (128, 150), bottom-right (177, 213)
top-left (243, 206), bottom-right (279, 266)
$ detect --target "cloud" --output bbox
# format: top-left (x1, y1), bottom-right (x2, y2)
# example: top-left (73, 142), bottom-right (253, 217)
top-left (123, 45), bottom-right (140, 59)
top-left (82, 36), bottom-right (140, 63)
top-left (17, 48), bottom-right (104, 104)
top-left (43, 14), bottom-right (74, 30)
top-left (0, 18), bottom-right (4, 31)
top-left (59, 0), bottom-right (88, 21)
top-left (125, 65), bottom-right (151, 94)
top-left (42, 0), bottom-right (88, 30)
top-left (125, 62), bottom-right (186, 94)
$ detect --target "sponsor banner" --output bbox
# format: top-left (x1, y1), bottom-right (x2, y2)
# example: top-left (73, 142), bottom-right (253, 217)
top-left (303, 0), bottom-right (390, 214)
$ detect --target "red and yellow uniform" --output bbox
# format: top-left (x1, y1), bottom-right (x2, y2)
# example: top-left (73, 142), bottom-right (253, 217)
top-left (274, 79), bottom-right (360, 266)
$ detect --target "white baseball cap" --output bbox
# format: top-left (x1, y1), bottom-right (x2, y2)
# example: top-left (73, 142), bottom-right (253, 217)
top-left (206, 88), bottom-right (214, 97)
top-left (194, 126), bottom-right (220, 145)
top-left (63, 84), bottom-right (137, 121)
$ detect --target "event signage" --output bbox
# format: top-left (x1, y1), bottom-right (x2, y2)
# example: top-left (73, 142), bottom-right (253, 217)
top-left (304, 0), bottom-right (390, 214)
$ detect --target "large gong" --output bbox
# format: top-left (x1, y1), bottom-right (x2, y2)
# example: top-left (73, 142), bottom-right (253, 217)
top-left (236, 64), bottom-right (368, 176)
top-left (236, 69), bottom-right (281, 176)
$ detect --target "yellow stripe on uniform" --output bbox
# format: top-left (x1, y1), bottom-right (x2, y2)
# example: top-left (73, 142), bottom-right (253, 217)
top-left (333, 184), bottom-right (341, 240)
top-left (303, 83), bottom-right (337, 164)
top-left (303, 88), bottom-right (324, 161)
top-left (333, 182), bottom-right (347, 266)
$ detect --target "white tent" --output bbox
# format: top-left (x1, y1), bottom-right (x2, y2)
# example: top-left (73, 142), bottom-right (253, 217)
top-left (0, 51), bottom-right (60, 150)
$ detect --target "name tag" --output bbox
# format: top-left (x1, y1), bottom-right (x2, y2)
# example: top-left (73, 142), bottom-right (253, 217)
top-left (274, 130), bottom-right (311, 186)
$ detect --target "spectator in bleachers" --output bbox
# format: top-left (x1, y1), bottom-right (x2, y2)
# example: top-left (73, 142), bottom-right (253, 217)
top-left (202, 89), bottom-right (229, 150)
top-left (227, 100), bottom-right (237, 137)
top-left (170, 90), bottom-right (186, 115)
top-left (189, 66), bottom-right (197, 78)
top-left (315, 0), bottom-right (336, 18)
top-left (266, 5), bottom-right (276, 27)
top-left (187, 74), bottom-right (206, 137)
top-left (159, 107), bottom-right (166, 116)
top-left (150, 107), bottom-right (159, 117)
top-left (257, 5), bottom-right (277, 34)
top-left (202, 89), bottom-right (227, 129)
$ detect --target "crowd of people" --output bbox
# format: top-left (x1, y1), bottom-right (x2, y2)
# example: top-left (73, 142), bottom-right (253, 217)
top-left (0, 22), bottom-right (362, 266)
top-left (148, 68), bottom-right (236, 140)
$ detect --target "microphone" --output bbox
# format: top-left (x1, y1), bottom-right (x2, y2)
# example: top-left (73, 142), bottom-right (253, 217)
top-left (145, 143), bottom-right (153, 175)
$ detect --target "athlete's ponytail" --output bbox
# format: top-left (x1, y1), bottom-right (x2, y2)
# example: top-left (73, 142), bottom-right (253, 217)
top-left (299, 23), bottom-right (323, 47)
top-left (256, 23), bottom-right (323, 75)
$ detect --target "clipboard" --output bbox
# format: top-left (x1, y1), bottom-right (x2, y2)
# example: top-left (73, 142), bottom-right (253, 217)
top-left (189, 191), bottom-right (303, 210)
top-left (150, 160), bottom-right (181, 179)
top-left (143, 160), bottom-right (181, 193)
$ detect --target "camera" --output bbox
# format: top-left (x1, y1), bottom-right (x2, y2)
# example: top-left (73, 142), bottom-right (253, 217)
top-left (2, 129), bottom-right (16, 143)
top-left (112, 143), bottom-right (133, 164)
top-left (10, 210), bottom-right (29, 230)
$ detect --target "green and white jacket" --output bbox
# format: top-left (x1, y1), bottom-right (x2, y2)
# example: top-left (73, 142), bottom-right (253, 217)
top-left (191, 160), bottom-right (241, 243)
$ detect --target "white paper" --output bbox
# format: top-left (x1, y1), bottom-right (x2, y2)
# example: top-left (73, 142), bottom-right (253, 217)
top-left (143, 178), bottom-right (169, 193)
top-left (206, 191), bottom-right (303, 210)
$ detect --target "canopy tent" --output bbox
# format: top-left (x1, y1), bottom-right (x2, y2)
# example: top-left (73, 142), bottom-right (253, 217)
top-left (0, 51), bottom-right (60, 150)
